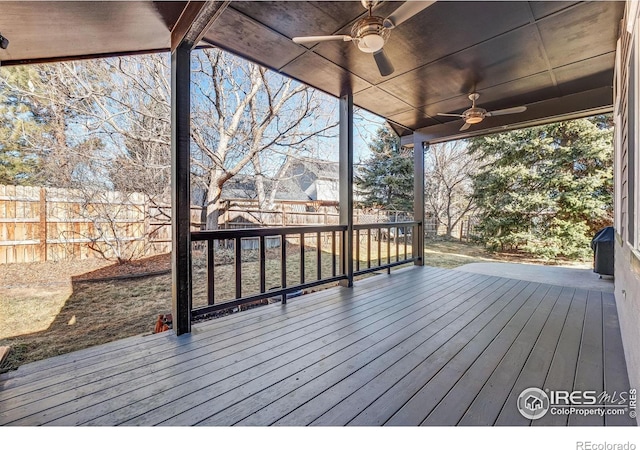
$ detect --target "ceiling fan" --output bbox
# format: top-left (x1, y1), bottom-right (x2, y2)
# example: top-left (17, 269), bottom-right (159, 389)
top-left (292, 0), bottom-right (436, 77)
top-left (437, 93), bottom-right (528, 131)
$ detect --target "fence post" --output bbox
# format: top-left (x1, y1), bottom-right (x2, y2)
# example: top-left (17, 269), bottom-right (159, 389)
top-left (143, 194), bottom-right (149, 255)
top-left (39, 187), bottom-right (47, 262)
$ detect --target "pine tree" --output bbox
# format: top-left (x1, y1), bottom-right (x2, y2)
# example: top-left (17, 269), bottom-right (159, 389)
top-left (0, 66), bottom-right (44, 185)
top-left (469, 116), bottom-right (613, 259)
top-left (355, 125), bottom-right (414, 212)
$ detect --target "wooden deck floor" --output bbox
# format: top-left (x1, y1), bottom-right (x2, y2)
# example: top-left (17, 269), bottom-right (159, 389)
top-left (0, 266), bottom-right (635, 426)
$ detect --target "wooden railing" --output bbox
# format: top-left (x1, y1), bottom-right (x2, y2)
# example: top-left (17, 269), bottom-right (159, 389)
top-left (190, 221), bottom-right (420, 320)
top-left (353, 221), bottom-right (419, 276)
top-left (191, 225), bottom-right (348, 318)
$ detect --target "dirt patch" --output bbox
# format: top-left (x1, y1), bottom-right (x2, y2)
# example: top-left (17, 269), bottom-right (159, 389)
top-left (72, 253), bottom-right (171, 282)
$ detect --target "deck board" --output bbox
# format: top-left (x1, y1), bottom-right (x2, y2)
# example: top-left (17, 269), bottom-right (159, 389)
top-left (0, 265), bottom-right (633, 427)
top-left (458, 285), bottom-right (572, 425)
top-left (309, 277), bottom-right (518, 426)
top-left (384, 282), bottom-right (546, 426)
top-left (349, 280), bottom-right (534, 426)
top-left (423, 284), bottom-right (561, 426)
top-left (4, 268), bottom-right (463, 425)
top-left (533, 289), bottom-right (589, 426)
top-left (602, 292), bottom-right (636, 426)
top-left (568, 290), bottom-right (605, 426)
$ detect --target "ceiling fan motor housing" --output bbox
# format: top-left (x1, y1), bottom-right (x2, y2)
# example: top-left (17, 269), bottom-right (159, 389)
top-left (464, 107), bottom-right (487, 124)
top-left (352, 16), bottom-right (390, 53)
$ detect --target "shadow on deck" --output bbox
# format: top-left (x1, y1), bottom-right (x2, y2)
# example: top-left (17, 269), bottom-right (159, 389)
top-left (0, 266), bottom-right (635, 426)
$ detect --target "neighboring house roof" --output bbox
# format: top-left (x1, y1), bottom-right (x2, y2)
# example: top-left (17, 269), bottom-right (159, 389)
top-left (219, 158), bottom-right (340, 203)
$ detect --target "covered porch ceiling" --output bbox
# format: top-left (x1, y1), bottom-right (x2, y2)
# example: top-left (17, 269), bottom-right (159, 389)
top-left (0, 1), bottom-right (625, 143)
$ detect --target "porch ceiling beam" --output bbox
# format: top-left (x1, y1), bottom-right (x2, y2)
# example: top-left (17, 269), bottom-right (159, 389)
top-left (171, 1), bottom-right (230, 52)
top-left (400, 86), bottom-right (614, 146)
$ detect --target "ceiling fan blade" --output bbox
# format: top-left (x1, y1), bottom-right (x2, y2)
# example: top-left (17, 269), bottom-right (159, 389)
top-left (292, 35), bottom-right (352, 44)
top-left (383, 1), bottom-right (437, 29)
top-left (373, 50), bottom-right (394, 77)
top-left (460, 122), bottom-right (472, 131)
top-left (485, 106), bottom-right (527, 117)
top-left (437, 113), bottom-right (465, 118)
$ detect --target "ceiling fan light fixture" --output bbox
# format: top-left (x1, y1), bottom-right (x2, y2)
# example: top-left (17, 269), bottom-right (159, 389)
top-left (465, 116), bottom-right (483, 124)
top-left (352, 16), bottom-right (389, 53)
top-left (359, 33), bottom-right (385, 53)
top-left (292, 0), bottom-right (437, 77)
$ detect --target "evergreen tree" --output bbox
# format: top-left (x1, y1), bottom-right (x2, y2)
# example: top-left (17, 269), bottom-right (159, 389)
top-left (355, 125), bottom-right (414, 212)
top-left (469, 116), bottom-right (613, 259)
top-left (0, 66), bottom-right (45, 185)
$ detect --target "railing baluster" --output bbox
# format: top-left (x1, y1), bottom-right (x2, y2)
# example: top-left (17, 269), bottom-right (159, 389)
top-left (355, 229), bottom-right (360, 272)
top-left (300, 233), bottom-right (305, 285)
top-left (317, 231), bottom-right (322, 281)
top-left (332, 230), bottom-right (336, 277)
top-left (404, 226), bottom-right (408, 260)
top-left (395, 225), bottom-right (399, 263)
top-left (259, 235), bottom-right (266, 293)
top-left (281, 234), bottom-right (287, 304)
top-left (377, 228), bottom-right (381, 267)
top-left (235, 237), bottom-right (242, 299)
top-left (207, 238), bottom-right (215, 305)
top-left (341, 229), bottom-right (346, 276)
top-left (367, 228), bottom-right (371, 269)
top-left (387, 227), bottom-right (391, 275)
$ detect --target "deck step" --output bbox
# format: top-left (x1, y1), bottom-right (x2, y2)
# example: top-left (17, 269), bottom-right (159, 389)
top-left (0, 346), bottom-right (10, 367)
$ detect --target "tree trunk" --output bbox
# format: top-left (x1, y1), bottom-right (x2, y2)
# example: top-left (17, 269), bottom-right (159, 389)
top-left (205, 173), bottom-right (225, 230)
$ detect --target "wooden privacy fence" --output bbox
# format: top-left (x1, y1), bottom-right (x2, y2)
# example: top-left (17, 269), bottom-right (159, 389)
top-left (1, 184), bottom-right (472, 264)
top-left (0, 185), bottom-right (147, 264)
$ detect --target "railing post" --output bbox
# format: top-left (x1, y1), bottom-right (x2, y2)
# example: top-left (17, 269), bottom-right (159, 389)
top-left (339, 92), bottom-right (354, 287)
top-left (413, 135), bottom-right (425, 266)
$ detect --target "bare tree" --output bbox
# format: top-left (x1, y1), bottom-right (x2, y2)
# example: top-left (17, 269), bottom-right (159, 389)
top-left (189, 49), bottom-right (337, 229)
top-left (1, 49), bottom-right (338, 266)
top-left (424, 141), bottom-right (480, 237)
top-left (59, 50), bottom-right (337, 230)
